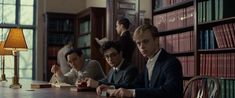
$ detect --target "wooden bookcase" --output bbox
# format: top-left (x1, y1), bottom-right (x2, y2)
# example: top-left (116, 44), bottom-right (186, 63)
top-left (45, 12), bottom-right (76, 81)
top-left (76, 7), bottom-right (107, 73)
top-left (152, 0), bottom-right (235, 97)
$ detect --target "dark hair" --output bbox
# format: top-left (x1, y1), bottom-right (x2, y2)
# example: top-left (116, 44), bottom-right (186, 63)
top-left (101, 41), bottom-right (122, 54)
top-left (63, 35), bottom-right (75, 45)
top-left (65, 48), bottom-right (83, 61)
top-left (117, 17), bottom-right (130, 29)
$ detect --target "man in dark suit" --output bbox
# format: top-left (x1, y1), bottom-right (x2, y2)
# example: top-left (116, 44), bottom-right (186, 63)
top-left (115, 17), bottom-right (136, 63)
top-left (85, 41), bottom-right (138, 88)
top-left (97, 25), bottom-right (183, 98)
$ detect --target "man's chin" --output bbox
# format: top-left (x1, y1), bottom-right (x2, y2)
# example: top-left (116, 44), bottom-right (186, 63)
top-left (141, 53), bottom-right (147, 57)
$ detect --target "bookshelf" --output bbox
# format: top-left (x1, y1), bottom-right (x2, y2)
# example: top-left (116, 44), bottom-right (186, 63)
top-left (77, 7), bottom-right (107, 73)
top-left (153, 0), bottom-right (235, 97)
top-left (45, 12), bottom-right (76, 81)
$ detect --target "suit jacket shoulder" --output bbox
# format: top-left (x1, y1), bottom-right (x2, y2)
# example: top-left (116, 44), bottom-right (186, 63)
top-left (83, 60), bottom-right (105, 81)
top-left (99, 60), bottom-right (138, 86)
top-left (134, 49), bottom-right (183, 98)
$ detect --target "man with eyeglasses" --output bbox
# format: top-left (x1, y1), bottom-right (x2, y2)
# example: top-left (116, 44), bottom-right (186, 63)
top-left (85, 41), bottom-right (138, 89)
top-left (97, 25), bottom-right (183, 98)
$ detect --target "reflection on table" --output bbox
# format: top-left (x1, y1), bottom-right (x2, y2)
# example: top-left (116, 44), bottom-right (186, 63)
top-left (0, 79), bottom-right (106, 98)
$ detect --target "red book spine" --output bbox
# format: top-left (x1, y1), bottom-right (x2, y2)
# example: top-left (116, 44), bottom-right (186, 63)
top-left (200, 54), bottom-right (204, 75)
top-left (159, 36), bottom-right (166, 49)
top-left (186, 6), bottom-right (194, 26)
top-left (218, 53), bottom-right (223, 77)
top-left (228, 23), bottom-right (235, 47)
top-left (172, 34), bottom-right (179, 53)
top-left (207, 54), bottom-right (212, 76)
top-left (224, 24), bottom-right (233, 47)
top-left (226, 53), bottom-right (231, 78)
top-left (212, 26), bottom-right (222, 48)
top-left (211, 54), bottom-right (218, 77)
top-left (189, 56), bottom-right (195, 76)
top-left (190, 31), bottom-right (194, 51)
top-left (232, 53), bottom-right (235, 77)
top-left (186, 31), bottom-right (191, 52)
top-left (179, 33), bottom-right (183, 52)
top-left (177, 9), bottom-right (184, 28)
top-left (221, 25), bottom-right (228, 48)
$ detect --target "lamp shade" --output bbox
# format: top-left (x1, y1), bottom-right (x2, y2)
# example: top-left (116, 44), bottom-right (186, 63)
top-left (4, 28), bottom-right (28, 51)
top-left (0, 41), bottom-right (13, 55)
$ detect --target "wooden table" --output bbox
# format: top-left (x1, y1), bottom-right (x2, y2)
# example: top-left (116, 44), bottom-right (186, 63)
top-left (0, 80), bottom-right (106, 98)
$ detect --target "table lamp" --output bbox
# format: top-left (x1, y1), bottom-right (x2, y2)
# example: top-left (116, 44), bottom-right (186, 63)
top-left (0, 41), bottom-right (13, 81)
top-left (4, 28), bottom-right (28, 88)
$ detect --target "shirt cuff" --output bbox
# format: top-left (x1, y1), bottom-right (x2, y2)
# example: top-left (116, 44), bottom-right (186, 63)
top-left (109, 85), bottom-right (115, 89)
top-left (129, 89), bottom-right (136, 97)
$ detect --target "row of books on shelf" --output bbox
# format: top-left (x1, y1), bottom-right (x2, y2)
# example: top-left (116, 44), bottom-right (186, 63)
top-left (81, 49), bottom-right (91, 59)
top-left (198, 0), bottom-right (235, 23)
top-left (154, 0), bottom-right (191, 10)
top-left (159, 31), bottom-right (193, 53)
top-left (48, 19), bottom-right (74, 32)
top-left (153, 6), bottom-right (194, 32)
top-left (177, 56), bottom-right (195, 77)
top-left (47, 46), bottom-right (61, 57)
top-left (199, 29), bottom-right (217, 49)
top-left (200, 53), bottom-right (235, 78)
top-left (220, 79), bottom-right (235, 98)
top-left (48, 34), bottom-right (70, 45)
top-left (78, 34), bottom-right (91, 48)
top-left (212, 23), bottom-right (235, 48)
top-left (79, 21), bottom-right (91, 34)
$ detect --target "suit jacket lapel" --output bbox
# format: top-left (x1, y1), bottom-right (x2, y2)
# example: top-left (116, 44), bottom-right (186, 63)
top-left (150, 61), bottom-right (162, 87)
top-left (113, 60), bottom-right (127, 83)
top-left (144, 69), bottom-right (149, 88)
top-left (108, 69), bottom-right (115, 82)
top-left (114, 71), bottom-right (123, 83)
top-left (149, 49), bottom-right (166, 87)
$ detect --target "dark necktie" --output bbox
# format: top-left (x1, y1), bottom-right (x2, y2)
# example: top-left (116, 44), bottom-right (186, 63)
top-left (112, 69), bottom-right (118, 83)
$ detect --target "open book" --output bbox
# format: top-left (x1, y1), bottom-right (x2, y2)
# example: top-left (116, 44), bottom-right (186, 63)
top-left (95, 37), bottom-right (109, 46)
top-left (49, 74), bottom-right (75, 88)
top-left (31, 83), bottom-right (51, 89)
top-left (51, 83), bottom-right (76, 88)
top-left (100, 89), bottom-right (115, 96)
top-left (70, 87), bottom-right (96, 92)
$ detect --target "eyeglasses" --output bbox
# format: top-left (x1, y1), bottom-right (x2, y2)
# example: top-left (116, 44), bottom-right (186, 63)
top-left (104, 52), bottom-right (119, 59)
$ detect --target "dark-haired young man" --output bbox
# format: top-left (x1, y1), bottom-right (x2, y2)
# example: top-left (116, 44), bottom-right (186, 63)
top-left (97, 25), bottom-right (183, 98)
top-left (51, 48), bottom-right (105, 85)
top-left (85, 41), bottom-right (138, 88)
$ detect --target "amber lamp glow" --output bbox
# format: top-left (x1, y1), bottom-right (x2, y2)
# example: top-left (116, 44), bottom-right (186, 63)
top-left (0, 41), bottom-right (13, 81)
top-left (4, 28), bottom-right (28, 88)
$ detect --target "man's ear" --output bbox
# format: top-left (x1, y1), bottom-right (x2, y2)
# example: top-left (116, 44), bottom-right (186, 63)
top-left (154, 37), bottom-right (160, 48)
top-left (120, 24), bottom-right (125, 29)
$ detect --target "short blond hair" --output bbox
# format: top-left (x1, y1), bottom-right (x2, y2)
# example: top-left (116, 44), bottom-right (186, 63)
top-left (133, 25), bottom-right (159, 41)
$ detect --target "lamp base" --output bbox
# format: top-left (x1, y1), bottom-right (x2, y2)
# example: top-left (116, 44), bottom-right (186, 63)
top-left (0, 74), bottom-right (7, 81)
top-left (9, 76), bottom-right (22, 89)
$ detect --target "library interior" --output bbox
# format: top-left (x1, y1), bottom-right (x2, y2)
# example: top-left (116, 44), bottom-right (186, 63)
top-left (0, 0), bottom-right (234, 98)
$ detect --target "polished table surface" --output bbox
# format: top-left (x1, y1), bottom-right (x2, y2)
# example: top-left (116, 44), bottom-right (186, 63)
top-left (0, 80), bottom-right (107, 98)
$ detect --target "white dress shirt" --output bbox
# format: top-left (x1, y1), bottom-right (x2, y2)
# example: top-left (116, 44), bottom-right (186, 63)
top-left (146, 49), bottom-right (161, 81)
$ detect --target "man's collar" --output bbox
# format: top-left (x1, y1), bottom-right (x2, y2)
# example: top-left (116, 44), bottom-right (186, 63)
top-left (148, 49), bottom-right (161, 62)
top-left (120, 30), bottom-right (127, 36)
top-left (113, 59), bottom-right (124, 71)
